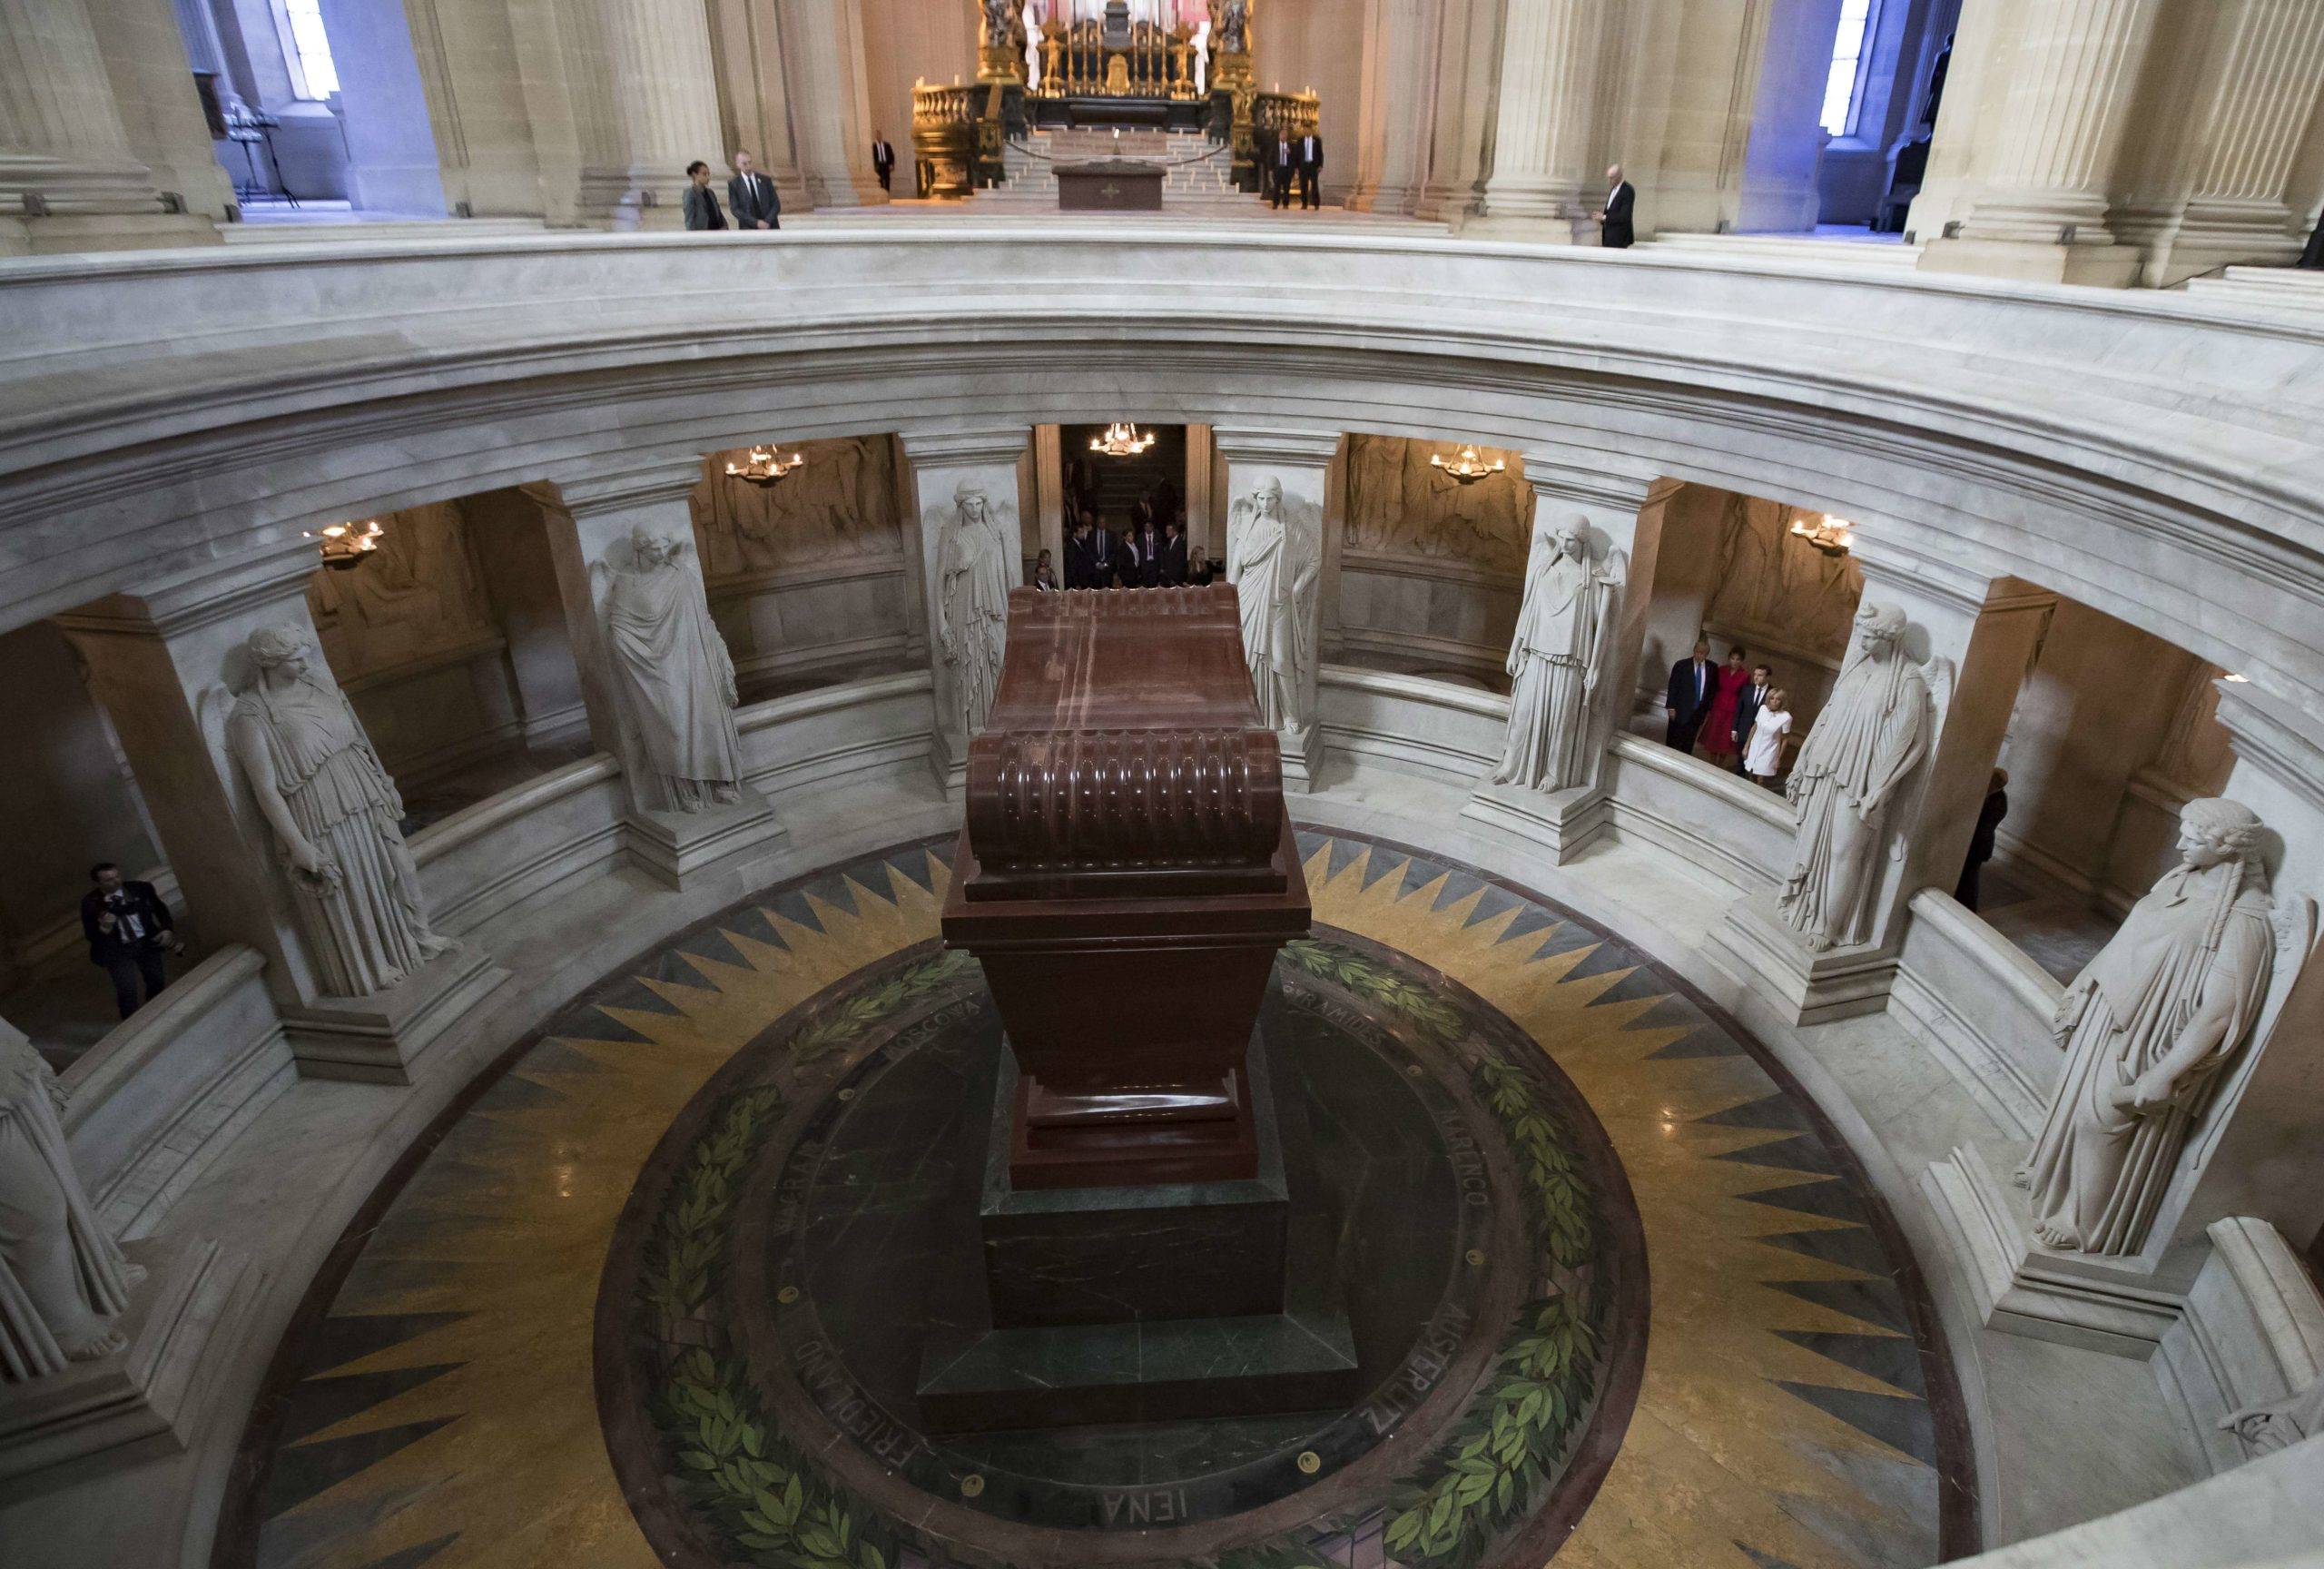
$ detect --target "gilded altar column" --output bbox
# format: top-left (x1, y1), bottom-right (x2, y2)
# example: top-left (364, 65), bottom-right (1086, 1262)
top-left (1472, 0), bottom-right (1610, 240)
top-left (2115, 0), bottom-right (2324, 283)
top-left (1918, 0), bottom-right (2164, 287)
top-left (0, 0), bottom-right (215, 254)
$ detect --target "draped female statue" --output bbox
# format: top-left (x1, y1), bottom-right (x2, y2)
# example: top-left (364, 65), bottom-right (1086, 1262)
top-left (226, 626), bottom-right (448, 997)
top-left (1777, 602), bottom-right (1939, 951)
top-left (1492, 518), bottom-right (1625, 794)
top-left (1226, 477), bottom-right (1320, 734)
top-left (596, 526), bottom-right (743, 814)
top-left (2015, 798), bottom-right (2296, 1256)
top-left (937, 479), bottom-right (1017, 740)
top-left (2, 1028), bottom-right (143, 1378)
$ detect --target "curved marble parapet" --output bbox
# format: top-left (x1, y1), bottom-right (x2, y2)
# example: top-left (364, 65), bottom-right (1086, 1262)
top-left (0, 228), bottom-right (2319, 715)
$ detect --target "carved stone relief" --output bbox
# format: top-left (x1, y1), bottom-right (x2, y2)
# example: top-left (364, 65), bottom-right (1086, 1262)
top-left (1342, 435), bottom-right (1531, 576)
top-left (305, 501), bottom-right (497, 684)
top-left (1703, 495), bottom-right (1865, 665)
top-left (694, 437), bottom-right (905, 582)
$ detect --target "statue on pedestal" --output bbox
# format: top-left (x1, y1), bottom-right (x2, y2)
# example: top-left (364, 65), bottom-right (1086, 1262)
top-left (1492, 518), bottom-right (1624, 794)
top-left (1776, 602), bottom-right (1940, 952)
top-left (937, 479), bottom-right (1017, 740)
top-left (596, 526), bottom-right (744, 814)
top-left (1226, 476), bottom-right (1320, 735)
top-left (2014, 798), bottom-right (2302, 1256)
top-left (2, 1030), bottom-right (143, 1379)
top-left (225, 626), bottom-right (449, 997)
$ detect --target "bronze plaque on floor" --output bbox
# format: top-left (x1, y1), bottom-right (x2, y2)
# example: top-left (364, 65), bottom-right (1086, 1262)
top-left (1055, 158), bottom-right (1164, 212)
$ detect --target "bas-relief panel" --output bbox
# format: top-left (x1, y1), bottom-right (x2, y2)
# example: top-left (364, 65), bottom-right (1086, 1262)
top-left (1342, 435), bottom-right (1531, 576)
top-left (306, 500), bottom-right (499, 687)
top-left (693, 437), bottom-right (906, 584)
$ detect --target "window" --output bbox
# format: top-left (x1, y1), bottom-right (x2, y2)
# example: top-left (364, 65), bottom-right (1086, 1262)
top-left (1819, 0), bottom-right (1876, 137)
top-left (273, 0), bottom-right (340, 100)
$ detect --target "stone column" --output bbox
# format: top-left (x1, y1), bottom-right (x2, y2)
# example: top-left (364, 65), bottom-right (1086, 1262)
top-left (1184, 424), bottom-right (1218, 562)
top-left (527, 456), bottom-right (785, 886)
top-left (706, 0), bottom-right (811, 205)
top-left (1344, 0), bottom-right (1438, 215)
top-left (899, 429), bottom-right (1031, 794)
top-left (84, 0), bottom-right (239, 223)
top-left (592, 0), bottom-right (730, 228)
top-left (0, 0), bottom-right (216, 255)
top-left (1918, 0), bottom-right (2162, 286)
top-left (1472, 0), bottom-right (1610, 240)
top-left (1413, 0), bottom-right (1502, 222)
top-left (782, 0), bottom-right (883, 208)
top-left (54, 542), bottom-right (507, 1080)
top-left (1707, 539), bottom-right (2057, 1026)
top-left (1214, 429), bottom-right (1337, 794)
top-left (2120, 0), bottom-right (2324, 283)
top-left (1031, 424), bottom-right (1066, 574)
top-left (1462, 456), bottom-right (1661, 858)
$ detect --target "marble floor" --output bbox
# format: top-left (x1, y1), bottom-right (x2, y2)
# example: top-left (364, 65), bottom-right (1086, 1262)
top-left (216, 831), bottom-right (1973, 1569)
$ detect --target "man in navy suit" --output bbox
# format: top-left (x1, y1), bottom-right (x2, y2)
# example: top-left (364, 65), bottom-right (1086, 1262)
top-left (1127, 517), bottom-right (1167, 587)
top-left (1729, 662), bottom-right (1773, 772)
top-left (1665, 638), bottom-right (1716, 755)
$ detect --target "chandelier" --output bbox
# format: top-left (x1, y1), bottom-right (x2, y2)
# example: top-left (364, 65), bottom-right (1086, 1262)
top-left (726, 444), bottom-right (806, 487)
top-left (307, 519), bottom-right (384, 570)
top-left (1430, 444), bottom-right (1506, 484)
top-left (1788, 512), bottom-right (1855, 556)
top-left (1090, 421), bottom-right (1156, 458)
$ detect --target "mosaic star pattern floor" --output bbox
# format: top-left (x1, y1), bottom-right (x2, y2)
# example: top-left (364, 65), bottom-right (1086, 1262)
top-left (222, 834), bottom-right (1970, 1569)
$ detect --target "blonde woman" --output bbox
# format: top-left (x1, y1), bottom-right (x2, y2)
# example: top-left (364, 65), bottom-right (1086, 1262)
top-left (1742, 686), bottom-right (1791, 787)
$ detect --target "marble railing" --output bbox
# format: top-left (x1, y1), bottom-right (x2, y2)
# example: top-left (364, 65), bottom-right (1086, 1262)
top-left (1, 227), bottom-right (2319, 719)
top-left (1889, 890), bottom-right (2064, 1139)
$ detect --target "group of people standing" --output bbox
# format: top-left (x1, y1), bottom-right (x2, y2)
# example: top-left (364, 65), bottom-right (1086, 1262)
top-left (1049, 506), bottom-right (1215, 590)
top-left (683, 150), bottom-right (784, 231)
top-left (1664, 639), bottom-right (1791, 786)
top-left (1268, 132), bottom-right (1324, 211)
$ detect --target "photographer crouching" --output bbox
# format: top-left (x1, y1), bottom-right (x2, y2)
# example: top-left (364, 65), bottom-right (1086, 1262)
top-left (79, 863), bottom-right (184, 1020)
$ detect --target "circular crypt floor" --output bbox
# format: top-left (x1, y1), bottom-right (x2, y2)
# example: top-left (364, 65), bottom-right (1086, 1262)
top-left (221, 832), bottom-right (1971, 1569)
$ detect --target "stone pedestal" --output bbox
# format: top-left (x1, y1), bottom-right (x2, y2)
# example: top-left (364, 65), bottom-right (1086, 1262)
top-left (0, 1236), bottom-right (241, 1485)
top-left (917, 1031), bottom-right (1358, 1433)
top-left (1705, 888), bottom-right (1904, 1024)
top-left (1462, 780), bottom-right (1610, 859)
top-left (277, 942), bottom-right (511, 1083)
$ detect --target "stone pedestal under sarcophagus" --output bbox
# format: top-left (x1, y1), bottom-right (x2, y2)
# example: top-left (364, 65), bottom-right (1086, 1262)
top-left (921, 585), bottom-right (1359, 1431)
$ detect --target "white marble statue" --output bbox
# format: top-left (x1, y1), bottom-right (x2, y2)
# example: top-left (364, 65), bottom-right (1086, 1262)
top-left (2223, 1373), bottom-right (2324, 1457)
top-left (1492, 517), bottom-right (1625, 794)
top-left (1226, 476), bottom-right (1321, 734)
top-left (1777, 602), bottom-right (1942, 952)
top-left (936, 479), bottom-right (1017, 740)
top-left (2, 1026), bottom-right (143, 1379)
top-left (596, 526), bottom-right (744, 814)
top-left (226, 627), bottom-right (449, 997)
top-left (2014, 798), bottom-right (2301, 1257)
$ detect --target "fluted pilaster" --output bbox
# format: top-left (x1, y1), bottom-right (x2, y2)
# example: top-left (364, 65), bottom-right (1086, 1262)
top-left (0, 0), bottom-right (172, 230)
top-left (1475, 0), bottom-right (1608, 229)
top-left (1958, 0), bottom-right (2162, 244)
top-left (1344, 0), bottom-right (1438, 215)
top-left (2178, 0), bottom-right (2324, 245)
top-left (597, 0), bottom-right (727, 227)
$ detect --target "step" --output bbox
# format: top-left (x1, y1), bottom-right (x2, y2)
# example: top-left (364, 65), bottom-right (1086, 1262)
top-left (2181, 268), bottom-right (2324, 313)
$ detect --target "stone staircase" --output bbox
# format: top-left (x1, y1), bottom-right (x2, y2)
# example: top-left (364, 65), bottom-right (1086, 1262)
top-left (996, 126), bottom-right (1246, 204)
top-left (2180, 264), bottom-right (2324, 314)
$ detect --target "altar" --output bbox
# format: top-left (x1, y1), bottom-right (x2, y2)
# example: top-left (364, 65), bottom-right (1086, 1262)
top-left (1055, 158), bottom-right (1164, 211)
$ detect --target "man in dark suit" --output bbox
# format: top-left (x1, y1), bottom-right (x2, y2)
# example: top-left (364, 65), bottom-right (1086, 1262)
top-left (871, 133), bottom-right (896, 194)
top-left (729, 150), bottom-right (781, 231)
top-left (1157, 519), bottom-right (1189, 586)
top-left (1664, 638), bottom-right (1716, 754)
top-left (1065, 518), bottom-right (1098, 588)
top-left (1271, 137), bottom-right (1295, 209)
top-left (1955, 770), bottom-right (2010, 911)
top-left (1127, 517), bottom-right (1166, 587)
top-left (82, 862), bottom-right (182, 1019)
top-left (1599, 163), bottom-right (1635, 249)
top-left (1091, 515), bottom-right (1127, 587)
top-left (1295, 132), bottom-right (1323, 210)
top-left (682, 161), bottom-right (727, 231)
top-left (1730, 662), bottom-right (1773, 772)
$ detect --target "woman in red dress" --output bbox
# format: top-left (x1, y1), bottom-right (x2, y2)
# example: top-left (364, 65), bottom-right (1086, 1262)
top-left (1699, 645), bottom-right (1750, 767)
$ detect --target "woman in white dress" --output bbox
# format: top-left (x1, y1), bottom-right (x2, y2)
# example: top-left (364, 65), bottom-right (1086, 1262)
top-left (1743, 687), bottom-right (1791, 787)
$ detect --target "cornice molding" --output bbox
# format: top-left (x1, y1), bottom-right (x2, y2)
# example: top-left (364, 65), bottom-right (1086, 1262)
top-left (2214, 680), bottom-right (2324, 811)
top-left (526, 455), bottom-right (709, 516)
top-left (897, 429), bottom-right (1032, 469)
top-left (1211, 428), bottom-right (1342, 468)
top-left (51, 537), bottom-right (317, 639)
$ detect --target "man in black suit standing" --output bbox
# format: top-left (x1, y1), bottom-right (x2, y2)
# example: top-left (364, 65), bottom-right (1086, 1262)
top-left (1271, 136), bottom-right (1295, 209)
top-left (871, 133), bottom-right (896, 194)
top-left (1091, 513), bottom-right (1127, 587)
top-left (82, 862), bottom-right (183, 1019)
top-left (1157, 518), bottom-right (1189, 586)
top-left (1599, 163), bottom-right (1635, 249)
top-left (1295, 131), bottom-right (1323, 210)
top-left (729, 150), bottom-right (781, 231)
top-left (1664, 638), bottom-right (1716, 754)
top-left (1065, 517), bottom-right (1099, 588)
top-left (1730, 661), bottom-right (1773, 773)
top-left (1128, 514), bottom-right (1166, 587)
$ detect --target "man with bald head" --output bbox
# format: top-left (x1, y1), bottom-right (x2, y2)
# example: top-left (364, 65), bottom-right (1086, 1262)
top-left (1599, 163), bottom-right (1634, 249)
top-left (729, 151), bottom-right (781, 232)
